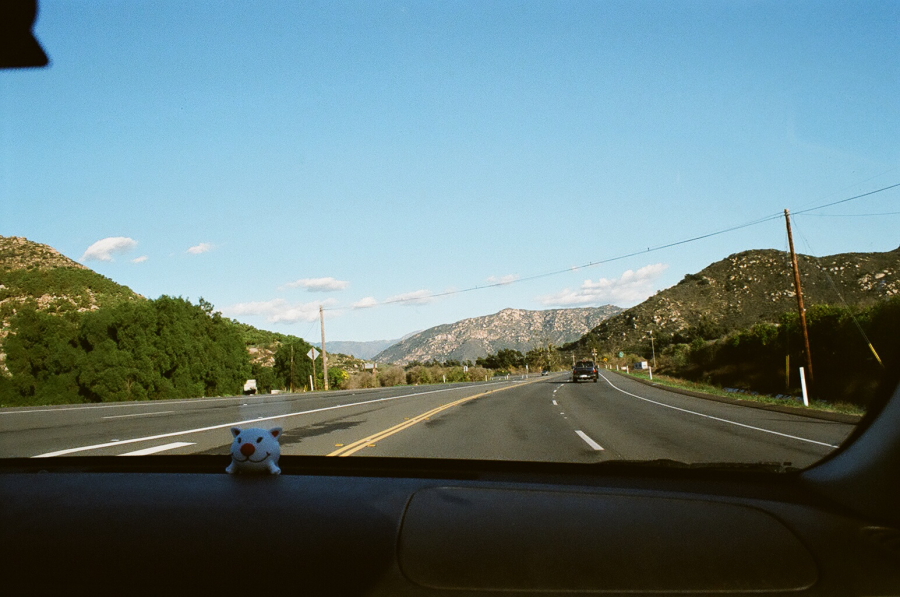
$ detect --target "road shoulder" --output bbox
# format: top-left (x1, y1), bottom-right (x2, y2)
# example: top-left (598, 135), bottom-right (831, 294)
top-left (610, 371), bottom-right (862, 424)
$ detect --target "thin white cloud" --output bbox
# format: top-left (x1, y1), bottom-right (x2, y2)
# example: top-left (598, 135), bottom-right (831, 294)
top-left (539, 263), bottom-right (669, 307)
top-left (131, 256), bottom-right (149, 264)
top-left (80, 237), bottom-right (138, 262)
top-left (487, 274), bottom-right (519, 285)
top-left (223, 299), bottom-right (287, 317)
top-left (222, 298), bottom-right (337, 324)
top-left (385, 289), bottom-right (434, 306)
top-left (284, 277), bottom-right (350, 292)
top-left (352, 297), bottom-right (379, 309)
top-left (187, 242), bottom-right (214, 255)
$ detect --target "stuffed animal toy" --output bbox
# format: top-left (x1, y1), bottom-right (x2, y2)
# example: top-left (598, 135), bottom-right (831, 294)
top-left (226, 427), bottom-right (283, 475)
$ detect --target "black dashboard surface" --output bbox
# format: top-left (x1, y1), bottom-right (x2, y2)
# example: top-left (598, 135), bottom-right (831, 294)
top-left (2, 454), bottom-right (899, 596)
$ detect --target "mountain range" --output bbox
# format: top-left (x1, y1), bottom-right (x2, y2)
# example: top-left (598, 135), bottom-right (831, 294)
top-left (373, 306), bottom-right (623, 364)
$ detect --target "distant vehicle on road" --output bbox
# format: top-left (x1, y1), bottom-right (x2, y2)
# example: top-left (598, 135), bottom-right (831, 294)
top-left (572, 360), bottom-right (599, 383)
top-left (541, 368), bottom-right (550, 376)
top-left (243, 379), bottom-right (258, 395)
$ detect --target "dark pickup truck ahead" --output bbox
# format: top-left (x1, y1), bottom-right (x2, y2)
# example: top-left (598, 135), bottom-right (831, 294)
top-left (572, 360), bottom-right (599, 383)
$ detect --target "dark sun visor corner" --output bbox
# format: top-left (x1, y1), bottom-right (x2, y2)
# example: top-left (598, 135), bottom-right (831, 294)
top-left (1, 0), bottom-right (50, 69)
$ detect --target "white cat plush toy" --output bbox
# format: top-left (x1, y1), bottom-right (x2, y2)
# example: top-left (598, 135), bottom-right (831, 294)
top-left (226, 427), bottom-right (283, 475)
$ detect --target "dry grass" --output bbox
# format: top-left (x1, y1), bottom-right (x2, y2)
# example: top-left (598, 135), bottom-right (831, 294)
top-left (623, 370), bottom-right (866, 416)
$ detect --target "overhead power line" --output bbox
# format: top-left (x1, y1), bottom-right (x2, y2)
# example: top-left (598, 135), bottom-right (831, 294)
top-left (792, 182), bottom-right (900, 216)
top-left (801, 211), bottom-right (900, 218)
top-left (324, 181), bottom-right (900, 311)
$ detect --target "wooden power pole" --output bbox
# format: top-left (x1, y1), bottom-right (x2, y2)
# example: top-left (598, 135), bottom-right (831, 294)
top-left (320, 305), bottom-right (329, 391)
top-left (784, 209), bottom-right (814, 392)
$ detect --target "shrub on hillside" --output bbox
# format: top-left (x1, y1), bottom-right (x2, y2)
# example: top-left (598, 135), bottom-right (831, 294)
top-left (406, 365), bottom-right (434, 385)
top-left (465, 366), bottom-right (490, 382)
top-left (378, 366), bottom-right (405, 387)
top-left (342, 371), bottom-right (377, 389)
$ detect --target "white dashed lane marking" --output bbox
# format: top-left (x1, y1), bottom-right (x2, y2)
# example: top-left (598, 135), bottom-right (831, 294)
top-left (575, 430), bottom-right (604, 451)
top-left (119, 442), bottom-right (195, 456)
top-left (103, 411), bottom-right (175, 420)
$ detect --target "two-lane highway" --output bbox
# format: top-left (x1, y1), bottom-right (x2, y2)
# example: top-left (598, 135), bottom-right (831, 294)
top-left (0, 372), bottom-right (856, 467)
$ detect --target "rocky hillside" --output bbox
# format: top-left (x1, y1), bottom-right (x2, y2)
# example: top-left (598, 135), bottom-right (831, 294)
top-left (0, 236), bottom-right (142, 320)
top-left (566, 247), bottom-right (900, 353)
top-left (374, 306), bottom-right (623, 364)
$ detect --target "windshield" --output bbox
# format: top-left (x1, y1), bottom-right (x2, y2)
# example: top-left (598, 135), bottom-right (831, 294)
top-left (2, 1), bottom-right (897, 470)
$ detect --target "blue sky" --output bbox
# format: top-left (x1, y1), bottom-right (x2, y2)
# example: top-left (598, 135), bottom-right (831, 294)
top-left (3, 1), bottom-right (898, 343)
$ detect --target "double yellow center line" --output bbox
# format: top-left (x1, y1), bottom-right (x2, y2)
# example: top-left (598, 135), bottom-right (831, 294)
top-left (328, 379), bottom-right (540, 457)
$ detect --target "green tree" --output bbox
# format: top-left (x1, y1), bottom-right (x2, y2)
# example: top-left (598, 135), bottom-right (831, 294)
top-left (3, 296), bottom-right (252, 406)
top-left (2, 307), bottom-right (82, 405)
top-left (328, 367), bottom-right (348, 389)
top-left (477, 349), bottom-right (525, 370)
top-left (273, 338), bottom-right (314, 391)
top-left (250, 364), bottom-right (277, 393)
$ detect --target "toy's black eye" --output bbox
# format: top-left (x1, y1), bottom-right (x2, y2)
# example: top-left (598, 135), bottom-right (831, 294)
top-left (237, 438), bottom-right (242, 443)
top-left (256, 437), bottom-right (263, 443)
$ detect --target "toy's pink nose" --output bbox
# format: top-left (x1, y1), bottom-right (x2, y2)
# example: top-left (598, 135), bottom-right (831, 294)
top-left (240, 443), bottom-right (255, 457)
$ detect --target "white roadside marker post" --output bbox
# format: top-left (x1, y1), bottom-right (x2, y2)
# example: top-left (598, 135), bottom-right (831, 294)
top-left (799, 366), bottom-right (810, 407)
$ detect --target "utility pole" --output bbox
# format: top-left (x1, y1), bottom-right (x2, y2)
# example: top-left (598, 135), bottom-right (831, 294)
top-left (310, 348), bottom-right (316, 391)
top-left (290, 345), bottom-right (294, 393)
top-left (785, 209), bottom-right (814, 393)
top-left (320, 305), bottom-right (329, 391)
top-left (650, 331), bottom-right (656, 369)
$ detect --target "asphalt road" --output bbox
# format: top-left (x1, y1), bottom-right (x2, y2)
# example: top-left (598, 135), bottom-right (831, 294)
top-left (0, 372), bottom-right (855, 467)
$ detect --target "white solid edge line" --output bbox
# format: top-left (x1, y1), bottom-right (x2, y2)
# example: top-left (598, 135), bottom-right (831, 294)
top-left (31, 383), bottom-right (506, 458)
top-left (575, 430), bottom-right (604, 451)
top-left (103, 411), bottom-right (175, 419)
top-left (598, 373), bottom-right (839, 449)
top-left (119, 442), bottom-right (195, 456)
